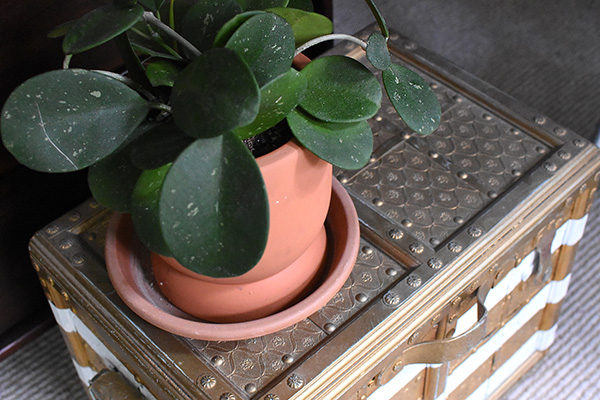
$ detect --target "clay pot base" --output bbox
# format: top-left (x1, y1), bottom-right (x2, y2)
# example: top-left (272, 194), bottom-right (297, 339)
top-left (105, 179), bottom-right (359, 341)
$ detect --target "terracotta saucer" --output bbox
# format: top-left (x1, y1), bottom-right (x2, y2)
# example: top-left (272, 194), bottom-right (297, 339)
top-left (105, 178), bottom-right (359, 341)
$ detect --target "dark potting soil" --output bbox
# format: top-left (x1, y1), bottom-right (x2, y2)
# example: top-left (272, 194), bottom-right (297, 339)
top-left (243, 121), bottom-right (293, 158)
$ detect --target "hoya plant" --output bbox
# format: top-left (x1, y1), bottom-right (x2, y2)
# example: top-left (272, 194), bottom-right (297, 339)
top-left (1, 0), bottom-right (440, 278)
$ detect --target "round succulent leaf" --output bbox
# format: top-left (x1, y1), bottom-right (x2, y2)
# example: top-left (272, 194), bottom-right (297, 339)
top-left (130, 121), bottom-right (196, 169)
top-left (234, 68), bottom-right (306, 139)
top-left (1, 69), bottom-right (150, 173)
top-left (225, 13), bottom-right (295, 87)
top-left (237, 0), bottom-right (289, 11)
top-left (366, 32), bottom-right (391, 70)
top-left (88, 143), bottom-right (142, 213)
top-left (62, 3), bottom-right (144, 54)
top-left (159, 133), bottom-right (269, 277)
top-left (382, 64), bottom-right (441, 135)
top-left (300, 56), bottom-right (382, 123)
top-left (213, 11), bottom-right (265, 48)
top-left (145, 59), bottom-right (181, 87)
top-left (268, 7), bottom-right (332, 46)
top-left (47, 21), bottom-right (74, 38)
top-left (287, 0), bottom-right (314, 12)
top-left (287, 109), bottom-right (373, 170)
top-left (181, 0), bottom-right (243, 52)
top-left (131, 164), bottom-right (173, 256)
top-left (171, 48), bottom-right (260, 138)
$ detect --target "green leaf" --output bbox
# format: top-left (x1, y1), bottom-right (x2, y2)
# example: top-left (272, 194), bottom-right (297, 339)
top-left (47, 21), bottom-right (75, 38)
top-left (145, 59), bottom-right (181, 87)
top-left (181, 0), bottom-right (243, 52)
top-left (171, 48), bottom-right (260, 138)
top-left (1, 69), bottom-right (150, 172)
top-left (127, 27), bottom-right (183, 60)
top-left (382, 64), bottom-right (441, 135)
top-left (364, 0), bottom-right (389, 38)
top-left (62, 3), bottom-right (144, 54)
top-left (130, 121), bottom-right (196, 169)
top-left (225, 13), bottom-right (295, 87)
top-left (237, 0), bottom-right (289, 11)
top-left (300, 56), bottom-right (382, 123)
top-left (159, 133), bottom-right (269, 277)
top-left (88, 142), bottom-right (142, 213)
top-left (213, 11), bottom-right (265, 48)
top-left (287, 0), bottom-right (314, 12)
top-left (131, 164), bottom-right (173, 256)
top-left (234, 68), bottom-right (306, 139)
top-left (268, 7), bottom-right (332, 46)
top-left (287, 109), bottom-right (373, 169)
top-left (366, 32), bottom-right (391, 70)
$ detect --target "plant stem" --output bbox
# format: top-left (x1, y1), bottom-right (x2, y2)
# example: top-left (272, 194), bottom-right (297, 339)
top-left (142, 11), bottom-right (200, 57)
top-left (114, 33), bottom-right (153, 92)
top-left (150, 102), bottom-right (173, 113)
top-left (364, 0), bottom-right (389, 38)
top-left (294, 34), bottom-right (367, 57)
top-left (62, 54), bottom-right (73, 69)
top-left (92, 70), bottom-right (156, 101)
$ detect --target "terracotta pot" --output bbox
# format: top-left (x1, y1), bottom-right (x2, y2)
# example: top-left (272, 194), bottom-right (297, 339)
top-left (151, 139), bottom-right (334, 322)
top-left (104, 178), bottom-right (359, 340)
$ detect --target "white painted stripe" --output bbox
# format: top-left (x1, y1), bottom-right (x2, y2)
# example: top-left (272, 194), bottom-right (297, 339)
top-left (454, 304), bottom-right (478, 337)
top-left (465, 326), bottom-right (558, 400)
top-left (551, 215), bottom-right (589, 253)
top-left (442, 275), bottom-right (571, 399)
top-left (48, 302), bottom-right (76, 333)
top-left (368, 364), bottom-right (426, 400)
top-left (484, 251), bottom-right (536, 311)
top-left (73, 363), bottom-right (97, 386)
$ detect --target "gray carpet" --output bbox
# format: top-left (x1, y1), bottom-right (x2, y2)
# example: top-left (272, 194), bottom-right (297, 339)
top-left (1, 1), bottom-right (599, 399)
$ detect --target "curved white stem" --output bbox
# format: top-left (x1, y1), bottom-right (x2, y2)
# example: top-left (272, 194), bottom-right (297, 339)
top-left (294, 34), bottom-right (367, 57)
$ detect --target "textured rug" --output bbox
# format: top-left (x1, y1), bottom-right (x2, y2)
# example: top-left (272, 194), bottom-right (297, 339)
top-left (1, 1), bottom-right (599, 399)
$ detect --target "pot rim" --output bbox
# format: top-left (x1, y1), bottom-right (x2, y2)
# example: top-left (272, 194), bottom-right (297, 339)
top-left (105, 178), bottom-right (359, 341)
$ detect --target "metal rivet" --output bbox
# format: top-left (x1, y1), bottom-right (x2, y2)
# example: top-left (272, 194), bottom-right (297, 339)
top-left (245, 384), bottom-right (258, 394)
top-left (554, 127), bottom-right (567, 136)
top-left (579, 184), bottom-right (588, 194)
top-left (408, 332), bottom-right (420, 345)
top-left (383, 292), bottom-right (401, 307)
top-left (451, 297), bottom-right (462, 307)
top-left (429, 237), bottom-right (440, 246)
top-left (482, 113), bottom-right (493, 121)
top-left (595, 171), bottom-right (600, 182)
top-left (510, 128), bottom-right (521, 136)
top-left (282, 354), bottom-right (294, 364)
top-left (488, 191), bottom-right (498, 199)
top-left (388, 228), bottom-right (403, 240)
top-left (448, 242), bottom-right (462, 253)
top-left (427, 258), bottom-right (443, 269)
top-left (220, 393), bottom-right (236, 400)
top-left (356, 293), bottom-right (368, 303)
top-left (324, 323), bottom-right (336, 333)
top-left (45, 225), bottom-right (60, 235)
top-left (211, 356), bottom-right (225, 366)
top-left (454, 216), bottom-right (464, 224)
top-left (458, 171), bottom-right (468, 179)
top-left (558, 150), bottom-right (571, 160)
top-left (535, 146), bottom-right (547, 154)
top-left (68, 212), bottom-right (81, 222)
top-left (401, 219), bottom-right (413, 228)
top-left (406, 275), bottom-right (422, 288)
top-left (337, 175), bottom-right (348, 184)
top-left (409, 243), bottom-right (424, 254)
top-left (511, 169), bottom-right (522, 176)
top-left (543, 161), bottom-right (557, 172)
top-left (534, 116), bottom-right (546, 125)
top-left (453, 95), bottom-right (463, 103)
top-left (361, 246), bottom-right (373, 255)
top-left (287, 374), bottom-right (304, 389)
top-left (198, 375), bottom-right (216, 389)
top-left (468, 227), bottom-right (483, 237)
top-left (72, 254), bottom-right (86, 265)
top-left (429, 151), bottom-right (440, 159)
top-left (59, 239), bottom-right (73, 250)
top-left (392, 360), bottom-right (404, 371)
top-left (373, 198), bottom-right (384, 206)
top-left (385, 268), bottom-right (398, 277)
top-left (404, 41), bottom-right (417, 50)
top-left (264, 395), bottom-right (280, 400)
top-left (573, 139), bottom-right (585, 148)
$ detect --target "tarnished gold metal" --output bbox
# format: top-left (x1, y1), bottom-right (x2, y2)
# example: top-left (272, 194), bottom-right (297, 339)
top-left (28, 25), bottom-right (600, 400)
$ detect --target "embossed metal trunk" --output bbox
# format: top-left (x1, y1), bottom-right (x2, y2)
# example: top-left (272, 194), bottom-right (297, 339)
top-left (29, 27), bottom-right (600, 400)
